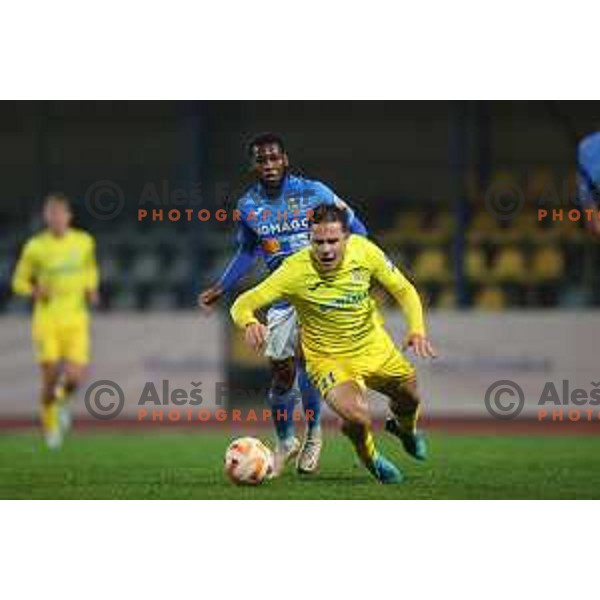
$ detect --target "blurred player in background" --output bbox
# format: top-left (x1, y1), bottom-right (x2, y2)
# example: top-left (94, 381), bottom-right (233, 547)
top-left (199, 133), bottom-right (367, 475)
top-left (577, 131), bottom-right (600, 238)
top-left (231, 204), bottom-right (436, 483)
top-left (12, 194), bottom-right (99, 449)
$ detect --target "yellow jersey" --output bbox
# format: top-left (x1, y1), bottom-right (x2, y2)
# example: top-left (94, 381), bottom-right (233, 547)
top-left (12, 228), bottom-right (99, 325)
top-left (231, 234), bottom-right (425, 359)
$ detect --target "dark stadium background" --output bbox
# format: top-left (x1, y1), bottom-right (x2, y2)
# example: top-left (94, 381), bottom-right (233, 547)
top-left (1, 100), bottom-right (599, 414)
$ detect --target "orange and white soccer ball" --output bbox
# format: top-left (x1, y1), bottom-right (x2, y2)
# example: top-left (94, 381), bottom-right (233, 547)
top-left (224, 437), bottom-right (273, 485)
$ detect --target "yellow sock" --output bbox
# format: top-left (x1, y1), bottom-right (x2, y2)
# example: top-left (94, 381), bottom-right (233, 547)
top-left (55, 384), bottom-right (67, 406)
top-left (342, 423), bottom-right (378, 467)
top-left (41, 404), bottom-right (59, 434)
top-left (395, 404), bottom-right (420, 435)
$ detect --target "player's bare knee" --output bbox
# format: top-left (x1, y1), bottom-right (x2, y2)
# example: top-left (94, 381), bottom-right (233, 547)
top-left (269, 357), bottom-right (296, 394)
top-left (64, 363), bottom-right (86, 390)
top-left (327, 382), bottom-right (369, 426)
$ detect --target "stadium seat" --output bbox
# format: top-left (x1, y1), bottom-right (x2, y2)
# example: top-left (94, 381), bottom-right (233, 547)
top-left (379, 211), bottom-right (425, 245)
top-left (99, 255), bottom-right (122, 285)
top-left (464, 246), bottom-right (489, 283)
top-left (489, 246), bottom-right (527, 283)
top-left (421, 211), bottom-right (456, 243)
top-left (436, 286), bottom-right (457, 309)
top-left (473, 285), bottom-right (507, 310)
top-left (163, 257), bottom-right (194, 286)
top-left (467, 211), bottom-right (502, 243)
top-left (129, 253), bottom-right (163, 285)
top-left (412, 247), bottom-right (451, 284)
top-left (110, 288), bottom-right (138, 310)
top-left (530, 245), bottom-right (565, 283)
top-left (530, 244), bottom-right (565, 307)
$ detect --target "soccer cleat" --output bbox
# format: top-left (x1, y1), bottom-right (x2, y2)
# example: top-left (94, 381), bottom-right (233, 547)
top-left (44, 429), bottom-right (62, 450)
top-left (384, 417), bottom-right (428, 461)
top-left (269, 436), bottom-right (301, 478)
top-left (59, 403), bottom-right (73, 436)
top-left (370, 453), bottom-right (404, 484)
top-left (296, 429), bottom-right (322, 474)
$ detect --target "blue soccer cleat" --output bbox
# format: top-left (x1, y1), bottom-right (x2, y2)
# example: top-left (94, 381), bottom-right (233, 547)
top-left (385, 417), bottom-right (428, 461)
top-left (370, 453), bottom-right (404, 484)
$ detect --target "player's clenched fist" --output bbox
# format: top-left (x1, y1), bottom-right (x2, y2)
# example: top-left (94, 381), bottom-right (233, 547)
top-left (244, 322), bottom-right (268, 353)
top-left (198, 285), bottom-right (223, 314)
top-left (403, 333), bottom-right (437, 358)
top-left (32, 284), bottom-right (50, 302)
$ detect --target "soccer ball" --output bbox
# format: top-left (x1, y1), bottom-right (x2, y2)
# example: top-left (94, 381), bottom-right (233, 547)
top-left (224, 437), bottom-right (273, 485)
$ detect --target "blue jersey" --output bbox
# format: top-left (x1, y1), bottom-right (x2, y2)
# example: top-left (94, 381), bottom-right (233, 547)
top-left (218, 173), bottom-right (367, 292)
top-left (578, 132), bottom-right (600, 207)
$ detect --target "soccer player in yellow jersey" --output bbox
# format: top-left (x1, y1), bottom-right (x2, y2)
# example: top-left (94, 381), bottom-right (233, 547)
top-left (12, 194), bottom-right (99, 449)
top-left (231, 203), bottom-right (437, 483)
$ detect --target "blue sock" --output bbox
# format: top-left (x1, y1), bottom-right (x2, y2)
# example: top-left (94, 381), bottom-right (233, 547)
top-left (297, 361), bottom-right (321, 434)
top-left (268, 387), bottom-right (297, 444)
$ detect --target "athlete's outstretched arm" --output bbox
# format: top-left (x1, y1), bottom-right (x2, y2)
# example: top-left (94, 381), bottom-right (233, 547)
top-left (198, 221), bottom-right (258, 311)
top-left (230, 263), bottom-right (293, 352)
top-left (85, 237), bottom-right (100, 305)
top-left (313, 181), bottom-right (368, 236)
top-left (12, 241), bottom-right (35, 296)
top-left (348, 210), bottom-right (368, 236)
top-left (366, 239), bottom-right (437, 358)
top-left (578, 133), bottom-right (600, 237)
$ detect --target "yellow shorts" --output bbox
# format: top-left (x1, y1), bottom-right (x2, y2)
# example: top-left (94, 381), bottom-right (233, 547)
top-left (32, 320), bottom-right (90, 365)
top-left (306, 331), bottom-right (416, 398)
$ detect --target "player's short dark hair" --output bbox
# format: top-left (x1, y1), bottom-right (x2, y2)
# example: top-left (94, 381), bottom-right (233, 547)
top-left (311, 203), bottom-right (349, 232)
top-left (247, 132), bottom-right (286, 157)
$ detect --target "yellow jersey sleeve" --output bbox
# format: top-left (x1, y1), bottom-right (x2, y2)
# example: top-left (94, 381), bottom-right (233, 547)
top-left (230, 258), bottom-right (298, 328)
top-left (85, 235), bottom-right (99, 291)
top-left (360, 237), bottom-right (426, 336)
top-left (12, 239), bottom-right (37, 296)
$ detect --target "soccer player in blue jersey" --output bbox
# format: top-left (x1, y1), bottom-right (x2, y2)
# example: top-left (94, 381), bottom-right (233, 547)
top-left (578, 131), bottom-right (600, 238)
top-left (198, 133), bottom-right (367, 475)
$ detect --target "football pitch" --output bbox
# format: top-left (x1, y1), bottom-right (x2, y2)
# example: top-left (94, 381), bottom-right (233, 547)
top-left (1, 428), bottom-right (600, 499)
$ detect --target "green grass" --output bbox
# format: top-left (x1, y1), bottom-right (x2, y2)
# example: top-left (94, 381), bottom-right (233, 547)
top-left (1, 428), bottom-right (600, 499)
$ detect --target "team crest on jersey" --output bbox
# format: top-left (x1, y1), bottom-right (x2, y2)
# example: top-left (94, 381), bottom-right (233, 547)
top-left (285, 195), bottom-right (300, 211)
top-left (351, 267), bottom-right (369, 282)
top-left (262, 238), bottom-right (281, 254)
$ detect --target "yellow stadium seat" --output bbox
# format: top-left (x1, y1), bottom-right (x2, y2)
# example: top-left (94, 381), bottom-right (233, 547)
top-left (394, 211), bottom-right (424, 232)
top-left (467, 211), bottom-right (502, 242)
top-left (530, 245), bottom-right (565, 283)
top-left (436, 286), bottom-right (457, 309)
top-left (379, 211), bottom-right (425, 245)
top-left (470, 211), bottom-right (499, 233)
top-left (425, 211), bottom-right (456, 243)
top-left (413, 247), bottom-right (451, 284)
top-left (474, 286), bottom-right (507, 310)
top-left (489, 247), bottom-right (527, 283)
top-left (465, 246), bottom-right (488, 282)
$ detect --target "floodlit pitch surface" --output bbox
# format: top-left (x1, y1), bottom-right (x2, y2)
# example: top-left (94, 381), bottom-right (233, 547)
top-left (1, 425), bottom-right (600, 499)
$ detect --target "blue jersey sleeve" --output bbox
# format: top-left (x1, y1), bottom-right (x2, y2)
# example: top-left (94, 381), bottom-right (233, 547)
top-left (578, 132), bottom-right (600, 207)
top-left (217, 220), bottom-right (259, 292)
top-left (311, 181), bottom-right (368, 236)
